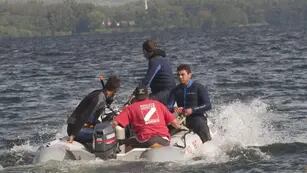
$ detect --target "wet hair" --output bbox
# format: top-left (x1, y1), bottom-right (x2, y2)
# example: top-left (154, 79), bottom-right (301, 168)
top-left (177, 64), bottom-right (192, 74)
top-left (105, 75), bottom-right (120, 92)
top-left (143, 39), bottom-right (157, 52)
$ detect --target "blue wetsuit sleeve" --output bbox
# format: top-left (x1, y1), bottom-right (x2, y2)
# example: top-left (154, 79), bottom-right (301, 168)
top-left (192, 85), bottom-right (212, 114)
top-left (167, 88), bottom-right (176, 112)
top-left (141, 59), bottom-right (161, 87)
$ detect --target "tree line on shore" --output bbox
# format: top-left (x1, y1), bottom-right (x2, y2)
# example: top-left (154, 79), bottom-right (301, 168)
top-left (0, 0), bottom-right (306, 37)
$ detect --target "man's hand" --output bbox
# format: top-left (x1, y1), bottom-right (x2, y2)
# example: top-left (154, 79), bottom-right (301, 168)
top-left (67, 135), bottom-right (75, 143)
top-left (99, 74), bottom-right (104, 81)
top-left (179, 125), bottom-right (189, 131)
top-left (183, 108), bottom-right (192, 116)
top-left (170, 118), bottom-right (181, 129)
top-left (174, 107), bottom-right (184, 114)
top-left (111, 120), bottom-right (118, 128)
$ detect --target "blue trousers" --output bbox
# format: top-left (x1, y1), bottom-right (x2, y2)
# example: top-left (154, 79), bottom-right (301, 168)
top-left (75, 127), bottom-right (94, 143)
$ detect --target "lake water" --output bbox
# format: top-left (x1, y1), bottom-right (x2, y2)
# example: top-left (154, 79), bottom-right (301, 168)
top-left (0, 26), bottom-right (306, 172)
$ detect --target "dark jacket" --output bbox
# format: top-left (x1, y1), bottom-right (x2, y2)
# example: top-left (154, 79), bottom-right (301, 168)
top-left (67, 89), bottom-right (106, 137)
top-left (168, 80), bottom-right (211, 118)
top-left (141, 49), bottom-right (176, 94)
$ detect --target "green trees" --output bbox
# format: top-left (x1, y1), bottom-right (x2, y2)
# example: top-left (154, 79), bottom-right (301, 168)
top-left (0, 0), bottom-right (306, 37)
top-left (212, 4), bottom-right (248, 28)
top-left (87, 9), bottom-right (105, 31)
top-left (46, 2), bottom-right (74, 35)
top-left (0, 0), bottom-right (104, 37)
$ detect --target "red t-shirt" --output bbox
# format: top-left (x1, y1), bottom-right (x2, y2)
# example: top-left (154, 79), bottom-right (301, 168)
top-left (115, 99), bottom-right (175, 142)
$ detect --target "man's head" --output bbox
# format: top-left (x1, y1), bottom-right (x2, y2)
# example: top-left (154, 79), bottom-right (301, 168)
top-left (133, 86), bottom-right (148, 101)
top-left (177, 64), bottom-right (192, 86)
top-left (104, 75), bottom-right (120, 104)
top-left (143, 39), bottom-right (157, 59)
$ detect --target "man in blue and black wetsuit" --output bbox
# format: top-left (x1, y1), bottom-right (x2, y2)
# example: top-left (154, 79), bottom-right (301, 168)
top-left (168, 64), bottom-right (212, 143)
top-left (139, 39), bottom-right (176, 105)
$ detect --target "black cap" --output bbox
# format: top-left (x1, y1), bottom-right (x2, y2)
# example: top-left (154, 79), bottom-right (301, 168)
top-left (133, 86), bottom-right (148, 100)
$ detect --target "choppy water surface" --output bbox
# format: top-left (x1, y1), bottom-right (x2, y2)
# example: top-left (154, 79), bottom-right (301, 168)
top-left (0, 27), bottom-right (306, 172)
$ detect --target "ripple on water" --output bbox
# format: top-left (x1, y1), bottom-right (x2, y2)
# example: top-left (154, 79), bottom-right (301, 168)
top-left (0, 27), bottom-right (306, 171)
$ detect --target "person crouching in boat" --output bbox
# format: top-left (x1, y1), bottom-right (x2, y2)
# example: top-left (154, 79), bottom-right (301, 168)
top-left (67, 75), bottom-right (120, 143)
top-left (112, 86), bottom-right (181, 150)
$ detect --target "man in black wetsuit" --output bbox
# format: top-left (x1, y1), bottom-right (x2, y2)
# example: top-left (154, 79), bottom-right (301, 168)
top-left (66, 75), bottom-right (120, 143)
top-left (139, 39), bottom-right (176, 105)
top-left (168, 64), bottom-right (212, 143)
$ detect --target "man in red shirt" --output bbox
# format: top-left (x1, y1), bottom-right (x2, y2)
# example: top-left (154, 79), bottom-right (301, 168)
top-left (112, 86), bottom-right (181, 148)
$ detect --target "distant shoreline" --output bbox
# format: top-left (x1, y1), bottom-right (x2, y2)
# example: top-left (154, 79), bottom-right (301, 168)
top-left (1, 0), bottom-right (306, 38)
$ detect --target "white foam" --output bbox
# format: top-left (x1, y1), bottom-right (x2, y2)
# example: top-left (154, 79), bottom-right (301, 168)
top-left (200, 140), bottom-right (229, 163)
top-left (55, 125), bottom-right (68, 139)
top-left (211, 99), bottom-right (277, 146)
top-left (10, 141), bottom-right (38, 153)
top-left (197, 99), bottom-right (279, 162)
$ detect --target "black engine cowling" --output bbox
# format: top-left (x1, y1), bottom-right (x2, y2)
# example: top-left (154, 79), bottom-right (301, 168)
top-left (92, 121), bottom-right (117, 159)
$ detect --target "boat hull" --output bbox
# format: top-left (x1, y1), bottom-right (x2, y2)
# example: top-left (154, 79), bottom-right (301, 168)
top-left (34, 130), bottom-right (203, 163)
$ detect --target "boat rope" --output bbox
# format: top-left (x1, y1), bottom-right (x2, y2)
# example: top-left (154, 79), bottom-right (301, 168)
top-left (173, 130), bottom-right (191, 149)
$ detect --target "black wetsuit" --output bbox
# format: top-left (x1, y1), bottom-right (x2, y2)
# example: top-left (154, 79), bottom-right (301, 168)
top-left (67, 89), bottom-right (106, 143)
top-left (141, 49), bottom-right (176, 105)
top-left (168, 80), bottom-right (212, 143)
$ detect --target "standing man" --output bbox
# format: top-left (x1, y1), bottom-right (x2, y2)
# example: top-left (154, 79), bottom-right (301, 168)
top-left (67, 75), bottom-right (120, 143)
top-left (139, 39), bottom-right (176, 105)
top-left (168, 64), bottom-right (212, 143)
top-left (113, 86), bottom-right (181, 149)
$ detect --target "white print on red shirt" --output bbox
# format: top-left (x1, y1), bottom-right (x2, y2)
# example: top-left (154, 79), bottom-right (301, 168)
top-left (140, 103), bottom-right (160, 124)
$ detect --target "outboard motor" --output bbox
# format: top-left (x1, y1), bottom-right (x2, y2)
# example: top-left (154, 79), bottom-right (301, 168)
top-left (92, 122), bottom-right (117, 159)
